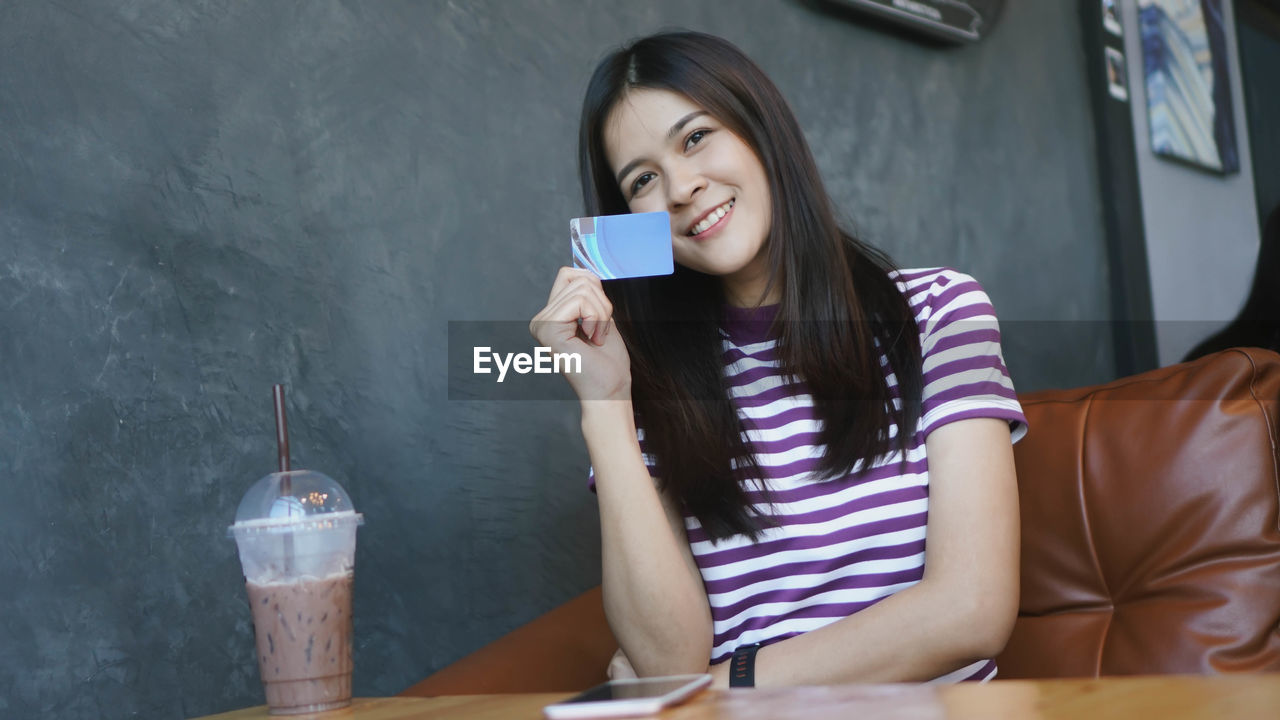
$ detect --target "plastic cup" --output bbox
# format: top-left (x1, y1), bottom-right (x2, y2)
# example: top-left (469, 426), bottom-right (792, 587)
top-left (229, 470), bottom-right (364, 715)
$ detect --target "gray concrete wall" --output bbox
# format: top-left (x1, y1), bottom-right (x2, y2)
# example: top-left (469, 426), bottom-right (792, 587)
top-left (0, 1), bottom-right (1114, 717)
top-left (1120, 0), bottom-right (1260, 364)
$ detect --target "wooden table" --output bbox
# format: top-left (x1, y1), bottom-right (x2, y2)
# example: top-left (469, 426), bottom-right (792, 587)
top-left (193, 674), bottom-right (1280, 719)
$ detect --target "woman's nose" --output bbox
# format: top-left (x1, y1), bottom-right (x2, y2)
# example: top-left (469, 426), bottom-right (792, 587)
top-left (666, 161), bottom-right (705, 208)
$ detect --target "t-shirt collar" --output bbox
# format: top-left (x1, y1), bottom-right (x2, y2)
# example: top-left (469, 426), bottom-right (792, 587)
top-left (721, 303), bottom-right (781, 345)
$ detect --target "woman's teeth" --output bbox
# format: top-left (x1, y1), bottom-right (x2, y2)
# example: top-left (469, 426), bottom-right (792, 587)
top-left (689, 200), bottom-right (734, 235)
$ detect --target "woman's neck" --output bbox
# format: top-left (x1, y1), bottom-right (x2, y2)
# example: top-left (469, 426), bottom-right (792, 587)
top-left (721, 269), bottom-right (781, 308)
top-left (720, 245), bottom-right (781, 308)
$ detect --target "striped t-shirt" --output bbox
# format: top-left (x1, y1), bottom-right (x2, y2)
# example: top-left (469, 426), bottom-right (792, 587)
top-left (595, 268), bottom-right (1026, 682)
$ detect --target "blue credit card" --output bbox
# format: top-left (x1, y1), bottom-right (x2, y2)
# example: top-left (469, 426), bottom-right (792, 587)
top-left (570, 211), bottom-right (674, 280)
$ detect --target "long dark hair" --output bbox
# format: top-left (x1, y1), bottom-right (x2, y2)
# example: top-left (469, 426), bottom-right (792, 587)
top-left (578, 31), bottom-right (923, 540)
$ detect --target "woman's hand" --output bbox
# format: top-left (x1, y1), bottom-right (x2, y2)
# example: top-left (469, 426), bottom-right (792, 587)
top-left (606, 648), bottom-right (638, 680)
top-left (608, 648), bottom-right (732, 689)
top-left (529, 267), bottom-right (632, 402)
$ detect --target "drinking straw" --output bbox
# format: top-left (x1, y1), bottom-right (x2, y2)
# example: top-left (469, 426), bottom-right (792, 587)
top-left (273, 384), bottom-right (295, 573)
top-left (273, 384), bottom-right (291, 490)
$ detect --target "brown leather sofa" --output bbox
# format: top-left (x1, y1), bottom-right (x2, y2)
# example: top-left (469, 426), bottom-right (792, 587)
top-left (998, 346), bottom-right (1280, 677)
top-left (403, 347), bottom-right (1280, 696)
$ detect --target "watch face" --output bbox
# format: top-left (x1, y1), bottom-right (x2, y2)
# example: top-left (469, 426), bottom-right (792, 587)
top-left (825, 0), bottom-right (1005, 43)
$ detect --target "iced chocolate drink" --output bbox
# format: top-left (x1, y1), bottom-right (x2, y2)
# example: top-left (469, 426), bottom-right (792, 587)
top-left (247, 572), bottom-right (354, 714)
top-left (230, 470), bottom-right (363, 715)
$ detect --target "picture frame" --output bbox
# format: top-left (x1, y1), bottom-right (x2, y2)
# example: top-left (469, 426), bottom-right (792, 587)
top-left (1105, 47), bottom-right (1129, 102)
top-left (1137, 0), bottom-right (1240, 175)
top-left (1102, 0), bottom-right (1123, 36)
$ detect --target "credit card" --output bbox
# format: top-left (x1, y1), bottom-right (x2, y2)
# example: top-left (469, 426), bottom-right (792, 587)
top-left (570, 211), bottom-right (674, 280)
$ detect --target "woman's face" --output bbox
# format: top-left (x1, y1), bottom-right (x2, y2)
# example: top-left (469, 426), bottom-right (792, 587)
top-left (604, 89), bottom-right (776, 306)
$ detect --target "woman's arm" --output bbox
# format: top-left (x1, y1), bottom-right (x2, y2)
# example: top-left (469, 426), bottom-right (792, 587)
top-left (530, 267), bottom-right (713, 675)
top-left (708, 417), bottom-right (1020, 687)
top-left (584, 400), bottom-right (713, 677)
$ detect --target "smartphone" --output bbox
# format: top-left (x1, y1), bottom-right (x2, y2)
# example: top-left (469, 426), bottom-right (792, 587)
top-left (542, 673), bottom-right (712, 719)
top-left (570, 211), bottom-right (674, 280)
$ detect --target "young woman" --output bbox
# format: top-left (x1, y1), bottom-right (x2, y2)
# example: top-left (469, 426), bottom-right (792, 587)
top-left (530, 31), bottom-right (1026, 688)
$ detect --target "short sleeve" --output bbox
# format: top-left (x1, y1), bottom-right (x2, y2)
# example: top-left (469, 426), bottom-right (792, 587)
top-left (902, 269), bottom-right (1027, 443)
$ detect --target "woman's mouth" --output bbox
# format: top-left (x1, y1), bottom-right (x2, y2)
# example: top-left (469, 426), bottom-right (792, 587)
top-left (686, 199), bottom-right (735, 239)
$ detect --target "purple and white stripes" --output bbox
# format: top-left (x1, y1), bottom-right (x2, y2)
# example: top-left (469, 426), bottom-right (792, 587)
top-left (598, 268), bottom-right (1025, 684)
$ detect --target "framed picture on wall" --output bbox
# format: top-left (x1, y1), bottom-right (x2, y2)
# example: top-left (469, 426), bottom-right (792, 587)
top-left (1103, 0), bottom-right (1123, 36)
top-left (1106, 47), bottom-right (1129, 101)
top-left (1137, 0), bottom-right (1240, 175)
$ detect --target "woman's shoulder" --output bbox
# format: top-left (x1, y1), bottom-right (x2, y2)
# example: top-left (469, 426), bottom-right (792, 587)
top-left (888, 267), bottom-right (991, 310)
top-left (887, 266), bottom-right (981, 291)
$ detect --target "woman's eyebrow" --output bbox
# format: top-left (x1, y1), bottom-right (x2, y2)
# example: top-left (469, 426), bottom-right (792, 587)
top-left (614, 111), bottom-right (710, 184)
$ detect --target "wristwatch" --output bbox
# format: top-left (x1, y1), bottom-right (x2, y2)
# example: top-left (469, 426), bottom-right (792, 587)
top-left (729, 642), bottom-right (762, 688)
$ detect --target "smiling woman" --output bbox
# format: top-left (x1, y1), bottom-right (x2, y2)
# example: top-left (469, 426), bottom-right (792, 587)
top-left (605, 90), bottom-right (772, 305)
top-left (528, 31), bottom-right (1025, 690)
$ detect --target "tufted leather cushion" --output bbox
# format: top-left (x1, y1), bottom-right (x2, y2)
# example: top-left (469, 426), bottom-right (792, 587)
top-left (996, 348), bottom-right (1280, 677)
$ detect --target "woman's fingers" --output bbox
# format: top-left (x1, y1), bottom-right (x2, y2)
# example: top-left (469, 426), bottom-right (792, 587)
top-left (533, 278), bottom-right (610, 329)
top-left (528, 268), bottom-right (632, 402)
top-left (548, 268), bottom-right (614, 328)
top-left (534, 267), bottom-right (614, 346)
top-left (557, 289), bottom-right (611, 346)
top-left (532, 282), bottom-right (613, 348)
top-left (547, 266), bottom-right (606, 305)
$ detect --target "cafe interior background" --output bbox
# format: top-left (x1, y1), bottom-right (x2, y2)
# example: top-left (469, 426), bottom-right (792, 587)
top-left (1, 0), bottom-right (1276, 717)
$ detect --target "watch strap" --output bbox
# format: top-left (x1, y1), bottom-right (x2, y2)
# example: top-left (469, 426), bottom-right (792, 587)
top-left (729, 642), bottom-right (762, 688)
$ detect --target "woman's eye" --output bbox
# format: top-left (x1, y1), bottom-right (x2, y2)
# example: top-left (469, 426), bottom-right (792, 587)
top-left (630, 172), bottom-right (655, 195)
top-left (684, 129), bottom-right (710, 150)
